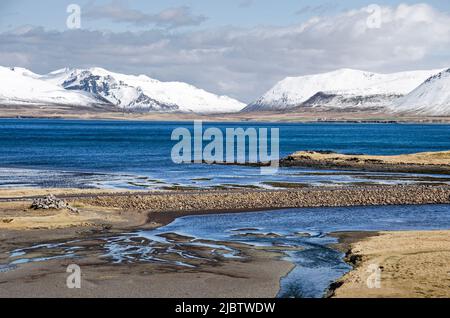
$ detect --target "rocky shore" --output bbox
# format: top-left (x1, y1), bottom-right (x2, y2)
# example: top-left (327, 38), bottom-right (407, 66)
top-left (77, 185), bottom-right (450, 217)
top-left (3, 185), bottom-right (450, 231)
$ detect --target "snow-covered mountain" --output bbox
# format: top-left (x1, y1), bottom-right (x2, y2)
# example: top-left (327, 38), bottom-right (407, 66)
top-left (43, 67), bottom-right (245, 113)
top-left (0, 66), bottom-right (245, 113)
top-left (243, 68), bottom-right (441, 112)
top-left (43, 68), bottom-right (177, 111)
top-left (389, 69), bottom-right (450, 116)
top-left (0, 66), bottom-right (99, 106)
top-left (3, 65), bottom-right (449, 116)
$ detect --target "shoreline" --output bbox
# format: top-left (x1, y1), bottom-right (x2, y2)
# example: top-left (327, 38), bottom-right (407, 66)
top-left (2, 185), bottom-right (450, 231)
top-left (0, 115), bottom-right (438, 124)
top-left (76, 185), bottom-right (450, 216)
top-left (330, 230), bottom-right (450, 298)
top-left (2, 109), bottom-right (450, 124)
top-left (1, 186), bottom-right (450, 297)
top-left (279, 150), bottom-right (450, 174)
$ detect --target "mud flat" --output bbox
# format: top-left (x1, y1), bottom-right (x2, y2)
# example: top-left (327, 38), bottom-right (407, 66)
top-left (0, 188), bottom-right (293, 297)
top-left (330, 230), bottom-right (450, 298)
top-left (281, 150), bottom-right (450, 174)
top-left (0, 230), bottom-right (293, 298)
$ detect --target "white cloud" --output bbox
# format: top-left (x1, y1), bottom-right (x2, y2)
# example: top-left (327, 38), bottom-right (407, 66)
top-left (1, 3), bottom-right (450, 102)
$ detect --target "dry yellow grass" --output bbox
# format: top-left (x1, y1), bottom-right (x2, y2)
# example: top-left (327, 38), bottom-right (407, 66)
top-left (0, 200), bottom-right (126, 230)
top-left (291, 150), bottom-right (450, 165)
top-left (333, 230), bottom-right (450, 298)
top-left (0, 188), bottom-right (148, 230)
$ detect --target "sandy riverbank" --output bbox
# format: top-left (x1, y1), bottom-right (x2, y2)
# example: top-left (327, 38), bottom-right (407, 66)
top-left (331, 230), bottom-right (450, 298)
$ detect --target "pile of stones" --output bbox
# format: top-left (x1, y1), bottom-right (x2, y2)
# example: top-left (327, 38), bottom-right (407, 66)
top-left (31, 194), bottom-right (79, 214)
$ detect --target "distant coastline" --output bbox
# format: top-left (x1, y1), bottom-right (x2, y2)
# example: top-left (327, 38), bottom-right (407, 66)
top-left (1, 106), bottom-right (450, 124)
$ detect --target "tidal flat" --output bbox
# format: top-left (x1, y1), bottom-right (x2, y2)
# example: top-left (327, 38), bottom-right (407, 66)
top-left (1, 187), bottom-right (450, 298)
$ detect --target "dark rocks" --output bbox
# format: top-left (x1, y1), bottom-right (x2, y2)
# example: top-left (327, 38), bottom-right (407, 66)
top-left (31, 195), bottom-right (79, 214)
top-left (345, 250), bottom-right (363, 266)
top-left (325, 281), bottom-right (344, 298)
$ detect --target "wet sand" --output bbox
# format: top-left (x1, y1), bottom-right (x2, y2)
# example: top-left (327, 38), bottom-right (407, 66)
top-left (0, 188), bottom-right (296, 298)
top-left (331, 230), bottom-right (450, 298)
top-left (0, 232), bottom-right (293, 298)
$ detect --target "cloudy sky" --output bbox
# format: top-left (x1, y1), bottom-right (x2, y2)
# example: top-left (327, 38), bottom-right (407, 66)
top-left (1, 0), bottom-right (450, 102)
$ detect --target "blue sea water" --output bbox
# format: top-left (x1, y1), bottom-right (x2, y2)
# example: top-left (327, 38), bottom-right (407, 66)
top-left (0, 119), bottom-right (449, 189)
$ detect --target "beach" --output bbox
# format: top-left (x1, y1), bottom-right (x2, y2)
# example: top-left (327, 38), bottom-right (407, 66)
top-left (2, 185), bottom-right (450, 231)
top-left (1, 185), bottom-right (450, 297)
top-left (331, 230), bottom-right (450, 298)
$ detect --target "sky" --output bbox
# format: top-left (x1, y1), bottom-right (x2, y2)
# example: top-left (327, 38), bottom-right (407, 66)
top-left (1, 0), bottom-right (450, 102)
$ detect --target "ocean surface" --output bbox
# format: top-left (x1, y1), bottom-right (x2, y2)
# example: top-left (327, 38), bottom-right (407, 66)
top-left (0, 119), bottom-right (450, 189)
top-left (4, 204), bottom-right (450, 297)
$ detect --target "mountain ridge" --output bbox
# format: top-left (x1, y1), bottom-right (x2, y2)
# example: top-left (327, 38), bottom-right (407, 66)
top-left (389, 69), bottom-right (450, 116)
top-left (243, 68), bottom-right (443, 112)
top-left (2, 66), bottom-right (450, 116)
top-left (0, 66), bottom-right (245, 114)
